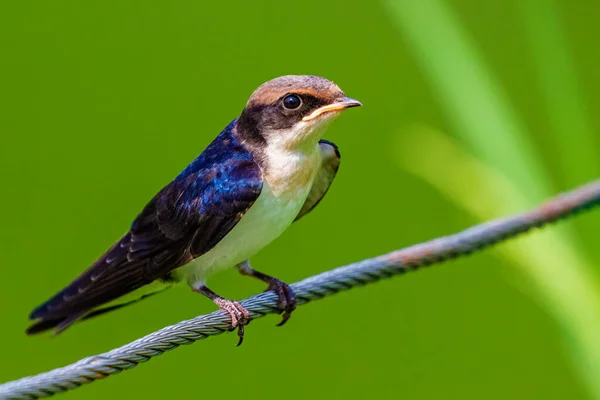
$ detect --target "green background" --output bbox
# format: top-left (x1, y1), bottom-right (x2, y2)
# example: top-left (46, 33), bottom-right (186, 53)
top-left (1, 1), bottom-right (599, 399)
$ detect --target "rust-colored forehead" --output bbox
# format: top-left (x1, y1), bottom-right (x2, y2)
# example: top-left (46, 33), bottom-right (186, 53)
top-left (246, 75), bottom-right (344, 107)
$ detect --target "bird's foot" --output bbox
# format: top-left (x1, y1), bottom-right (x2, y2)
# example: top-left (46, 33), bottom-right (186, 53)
top-left (213, 298), bottom-right (250, 346)
top-left (266, 279), bottom-right (297, 326)
top-left (193, 284), bottom-right (251, 346)
top-left (236, 260), bottom-right (297, 326)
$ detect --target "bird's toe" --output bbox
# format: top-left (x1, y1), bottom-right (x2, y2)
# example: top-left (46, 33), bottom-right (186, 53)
top-left (213, 298), bottom-right (251, 346)
top-left (266, 279), bottom-right (296, 326)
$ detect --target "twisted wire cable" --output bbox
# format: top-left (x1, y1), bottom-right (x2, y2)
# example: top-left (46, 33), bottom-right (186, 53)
top-left (1, 179), bottom-right (600, 400)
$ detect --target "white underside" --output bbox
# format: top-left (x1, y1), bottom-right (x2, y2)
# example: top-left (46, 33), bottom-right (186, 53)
top-left (97, 114), bottom-right (335, 309)
top-left (174, 144), bottom-right (323, 286)
top-left (101, 145), bottom-right (322, 306)
top-left (175, 180), bottom-right (310, 285)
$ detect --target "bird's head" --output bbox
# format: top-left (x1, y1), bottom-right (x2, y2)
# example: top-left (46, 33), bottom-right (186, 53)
top-left (236, 75), bottom-right (361, 152)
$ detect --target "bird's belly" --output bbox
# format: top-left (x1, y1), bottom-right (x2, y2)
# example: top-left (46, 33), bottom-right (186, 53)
top-left (175, 182), bottom-right (311, 285)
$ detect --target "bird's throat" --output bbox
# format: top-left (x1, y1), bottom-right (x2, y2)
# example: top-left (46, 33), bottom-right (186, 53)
top-left (261, 144), bottom-right (323, 198)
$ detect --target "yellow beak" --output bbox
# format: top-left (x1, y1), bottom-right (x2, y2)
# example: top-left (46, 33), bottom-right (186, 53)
top-left (302, 97), bottom-right (362, 122)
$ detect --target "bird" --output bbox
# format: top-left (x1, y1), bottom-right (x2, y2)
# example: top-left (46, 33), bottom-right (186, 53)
top-left (27, 75), bottom-right (361, 345)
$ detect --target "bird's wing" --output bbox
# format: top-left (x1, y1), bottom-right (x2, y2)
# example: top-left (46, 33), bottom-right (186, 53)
top-left (29, 157), bottom-right (263, 323)
top-left (295, 139), bottom-right (340, 221)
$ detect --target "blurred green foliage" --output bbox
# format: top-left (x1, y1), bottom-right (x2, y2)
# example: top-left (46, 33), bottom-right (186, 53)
top-left (0, 1), bottom-right (599, 399)
top-left (385, 0), bottom-right (600, 396)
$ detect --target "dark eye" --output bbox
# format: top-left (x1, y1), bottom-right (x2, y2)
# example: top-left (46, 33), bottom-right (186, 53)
top-left (282, 94), bottom-right (302, 110)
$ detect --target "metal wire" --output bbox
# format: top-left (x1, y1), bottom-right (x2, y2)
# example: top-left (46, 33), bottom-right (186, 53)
top-left (1, 179), bottom-right (600, 400)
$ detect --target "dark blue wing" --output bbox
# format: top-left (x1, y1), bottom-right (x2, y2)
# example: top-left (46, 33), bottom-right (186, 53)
top-left (29, 121), bottom-right (263, 327)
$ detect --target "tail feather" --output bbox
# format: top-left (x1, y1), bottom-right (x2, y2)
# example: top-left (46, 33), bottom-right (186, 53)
top-left (26, 289), bottom-right (169, 335)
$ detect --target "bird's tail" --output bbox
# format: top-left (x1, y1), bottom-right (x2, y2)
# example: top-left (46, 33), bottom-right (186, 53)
top-left (26, 289), bottom-right (168, 335)
top-left (26, 304), bottom-right (124, 335)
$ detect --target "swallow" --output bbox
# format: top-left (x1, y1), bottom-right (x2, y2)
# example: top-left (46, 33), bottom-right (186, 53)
top-left (27, 75), bottom-right (361, 344)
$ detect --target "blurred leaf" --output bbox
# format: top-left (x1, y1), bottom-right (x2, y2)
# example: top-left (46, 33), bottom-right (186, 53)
top-left (518, 0), bottom-right (599, 185)
top-left (396, 125), bottom-right (600, 399)
top-left (384, 0), bottom-right (600, 397)
top-left (383, 0), bottom-right (552, 204)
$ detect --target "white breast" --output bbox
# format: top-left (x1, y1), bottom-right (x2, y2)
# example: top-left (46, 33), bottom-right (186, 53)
top-left (176, 145), bottom-right (322, 285)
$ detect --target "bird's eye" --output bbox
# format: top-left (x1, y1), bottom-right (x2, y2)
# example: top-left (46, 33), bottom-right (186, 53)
top-left (282, 94), bottom-right (302, 110)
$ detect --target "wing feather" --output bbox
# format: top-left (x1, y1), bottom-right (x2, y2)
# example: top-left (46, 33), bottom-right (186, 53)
top-left (29, 125), bottom-right (263, 331)
top-left (295, 139), bottom-right (340, 221)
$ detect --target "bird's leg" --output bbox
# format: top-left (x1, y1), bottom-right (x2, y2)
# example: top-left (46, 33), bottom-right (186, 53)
top-left (236, 260), bottom-right (296, 326)
top-left (192, 284), bottom-right (250, 346)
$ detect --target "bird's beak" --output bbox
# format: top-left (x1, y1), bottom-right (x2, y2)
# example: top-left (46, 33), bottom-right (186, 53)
top-left (302, 97), bottom-right (362, 122)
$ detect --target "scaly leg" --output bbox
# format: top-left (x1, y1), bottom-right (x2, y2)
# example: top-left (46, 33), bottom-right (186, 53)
top-left (193, 284), bottom-right (250, 346)
top-left (236, 260), bottom-right (296, 326)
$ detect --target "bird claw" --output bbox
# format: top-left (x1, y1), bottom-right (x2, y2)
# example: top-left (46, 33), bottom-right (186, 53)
top-left (213, 298), bottom-right (250, 346)
top-left (266, 279), bottom-right (296, 326)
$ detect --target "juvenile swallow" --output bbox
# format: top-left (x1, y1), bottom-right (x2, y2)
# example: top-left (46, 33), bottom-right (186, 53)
top-left (27, 75), bottom-right (361, 344)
